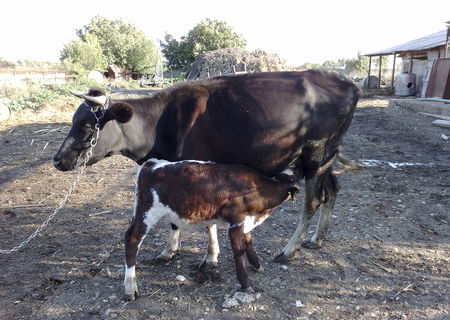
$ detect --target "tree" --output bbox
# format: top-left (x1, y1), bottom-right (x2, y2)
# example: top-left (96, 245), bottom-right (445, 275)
top-left (61, 16), bottom-right (160, 76)
top-left (344, 52), bottom-right (369, 75)
top-left (61, 33), bottom-right (107, 76)
top-left (160, 18), bottom-right (246, 70)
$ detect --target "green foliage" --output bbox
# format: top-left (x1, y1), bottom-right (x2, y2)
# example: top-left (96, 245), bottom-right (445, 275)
top-left (160, 18), bottom-right (246, 70)
top-left (344, 52), bottom-right (369, 75)
top-left (61, 34), bottom-right (108, 77)
top-left (61, 16), bottom-right (161, 77)
top-left (299, 52), bottom-right (369, 76)
top-left (3, 82), bottom-right (61, 111)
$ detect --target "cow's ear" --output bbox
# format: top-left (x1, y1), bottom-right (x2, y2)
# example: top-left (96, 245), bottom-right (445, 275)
top-left (105, 102), bottom-right (133, 123)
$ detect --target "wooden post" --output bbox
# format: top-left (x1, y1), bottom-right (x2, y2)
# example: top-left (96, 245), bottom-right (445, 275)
top-left (391, 54), bottom-right (396, 90)
top-left (409, 52), bottom-right (413, 74)
top-left (378, 56), bottom-right (382, 88)
top-left (368, 56), bottom-right (372, 88)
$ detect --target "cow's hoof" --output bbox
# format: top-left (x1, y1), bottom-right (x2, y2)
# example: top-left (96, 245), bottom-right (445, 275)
top-left (273, 252), bottom-right (293, 264)
top-left (250, 265), bottom-right (264, 273)
top-left (124, 291), bottom-right (138, 301)
top-left (301, 240), bottom-right (322, 249)
top-left (154, 254), bottom-right (173, 263)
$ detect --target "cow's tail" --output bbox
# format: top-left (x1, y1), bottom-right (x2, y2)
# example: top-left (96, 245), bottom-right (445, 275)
top-left (332, 149), bottom-right (361, 175)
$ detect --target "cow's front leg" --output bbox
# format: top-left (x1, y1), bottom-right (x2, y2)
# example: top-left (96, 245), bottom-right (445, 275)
top-left (199, 224), bottom-right (220, 269)
top-left (156, 223), bottom-right (180, 261)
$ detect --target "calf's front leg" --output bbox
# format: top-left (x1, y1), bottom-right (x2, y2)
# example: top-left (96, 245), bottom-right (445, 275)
top-left (124, 220), bottom-right (148, 301)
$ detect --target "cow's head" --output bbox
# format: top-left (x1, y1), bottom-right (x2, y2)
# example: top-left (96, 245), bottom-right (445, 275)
top-left (53, 87), bottom-right (133, 171)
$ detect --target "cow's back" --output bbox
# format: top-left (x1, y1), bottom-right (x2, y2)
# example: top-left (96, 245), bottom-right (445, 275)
top-left (182, 71), bottom-right (359, 176)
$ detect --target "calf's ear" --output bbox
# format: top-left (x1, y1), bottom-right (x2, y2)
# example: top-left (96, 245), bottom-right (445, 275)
top-left (105, 102), bottom-right (133, 123)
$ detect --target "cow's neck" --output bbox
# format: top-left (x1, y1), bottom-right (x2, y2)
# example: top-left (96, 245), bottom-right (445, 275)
top-left (118, 95), bottom-right (167, 164)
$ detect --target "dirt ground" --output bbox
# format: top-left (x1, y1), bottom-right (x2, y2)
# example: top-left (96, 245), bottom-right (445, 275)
top-left (0, 95), bottom-right (449, 320)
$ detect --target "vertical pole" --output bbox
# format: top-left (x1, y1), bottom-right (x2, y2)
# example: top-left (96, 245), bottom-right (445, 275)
top-left (368, 56), bottom-right (372, 88)
top-left (446, 21), bottom-right (450, 58)
top-left (409, 53), bottom-right (413, 74)
top-left (378, 56), bottom-right (382, 88)
top-left (391, 54), bottom-right (396, 90)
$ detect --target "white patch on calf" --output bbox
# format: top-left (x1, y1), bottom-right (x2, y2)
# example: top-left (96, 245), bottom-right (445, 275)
top-left (144, 158), bottom-right (215, 173)
top-left (281, 168), bottom-right (294, 176)
top-left (243, 214), bottom-right (270, 233)
top-left (124, 265), bottom-right (137, 296)
top-left (142, 189), bottom-right (177, 229)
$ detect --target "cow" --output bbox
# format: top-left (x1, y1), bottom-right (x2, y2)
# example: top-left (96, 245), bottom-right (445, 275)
top-left (54, 71), bottom-right (360, 264)
top-left (124, 158), bottom-right (300, 300)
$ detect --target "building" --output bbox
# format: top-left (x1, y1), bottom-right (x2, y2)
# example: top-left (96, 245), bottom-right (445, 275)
top-left (365, 25), bottom-right (450, 98)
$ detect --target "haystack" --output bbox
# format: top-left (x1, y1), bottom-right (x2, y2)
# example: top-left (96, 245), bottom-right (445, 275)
top-left (187, 48), bottom-right (290, 79)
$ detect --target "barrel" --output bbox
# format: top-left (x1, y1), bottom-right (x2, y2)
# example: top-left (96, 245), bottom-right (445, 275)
top-left (395, 73), bottom-right (416, 96)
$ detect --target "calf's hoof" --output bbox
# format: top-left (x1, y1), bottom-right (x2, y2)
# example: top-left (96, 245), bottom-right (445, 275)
top-left (198, 260), bottom-right (218, 270)
top-left (273, 252), bottom-right (294, 264)
top-left (250, 265), bottom-right (264, 273)
top-left (301, 240), bottom-right (322, 249)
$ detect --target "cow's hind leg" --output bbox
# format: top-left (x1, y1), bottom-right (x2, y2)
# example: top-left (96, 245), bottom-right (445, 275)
top-left (274, 147), bottom-right (340, 262)
top-left (302, 188), bottom-right (336, 249)
top-left (156, 223), bottom-right (181, 261)
top-left (274, 174), bottom-right (322, 263)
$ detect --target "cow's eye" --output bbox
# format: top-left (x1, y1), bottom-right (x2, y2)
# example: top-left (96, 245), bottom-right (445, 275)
top-left (83, 123), bottom-right (94, 130)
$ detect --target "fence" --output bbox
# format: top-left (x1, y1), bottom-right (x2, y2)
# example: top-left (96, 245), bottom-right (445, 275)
top-left (0, 71), bottom-right (67, 87)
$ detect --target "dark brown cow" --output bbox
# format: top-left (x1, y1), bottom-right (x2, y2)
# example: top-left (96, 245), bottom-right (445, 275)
top-left (124, 158), bottom-right (300, 300)
top-left (54, 71), bottom-right (360, 264)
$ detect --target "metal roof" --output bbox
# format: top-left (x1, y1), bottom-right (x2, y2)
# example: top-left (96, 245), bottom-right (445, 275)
top-left (365, 30), bottom-right (447, 56)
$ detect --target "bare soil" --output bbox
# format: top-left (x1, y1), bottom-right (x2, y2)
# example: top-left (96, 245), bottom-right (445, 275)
top-left (0, 96), bottom-right (449, 320)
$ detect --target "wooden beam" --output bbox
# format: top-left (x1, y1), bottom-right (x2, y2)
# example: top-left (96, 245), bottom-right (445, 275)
top-left (391, 54), bottom-right (396, 90)
top-left (378, 56), bottom-right (382, 88)
top-left (409, 52), bottom-right (413, 74)
top-left (368, 56), bottom-right (372, 88)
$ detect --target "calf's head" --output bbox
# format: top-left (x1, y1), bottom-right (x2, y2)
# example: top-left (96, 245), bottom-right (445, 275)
top-left (53, 87), bottom-right (133, 171)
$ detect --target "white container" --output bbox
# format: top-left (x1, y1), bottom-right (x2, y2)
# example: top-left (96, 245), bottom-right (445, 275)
top-left (395, 73), bottom-right (416, 96)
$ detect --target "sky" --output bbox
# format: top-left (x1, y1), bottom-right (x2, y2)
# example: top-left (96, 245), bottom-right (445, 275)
top-left (1, 0), bottom-right (449, 66)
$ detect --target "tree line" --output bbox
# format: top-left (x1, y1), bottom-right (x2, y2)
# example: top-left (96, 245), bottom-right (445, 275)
top-left (60, 16), bottom-right (375, 78)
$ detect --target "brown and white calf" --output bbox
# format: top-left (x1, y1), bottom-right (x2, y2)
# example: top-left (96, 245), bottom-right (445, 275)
top-left (124, 158), bottom-right (300, 300)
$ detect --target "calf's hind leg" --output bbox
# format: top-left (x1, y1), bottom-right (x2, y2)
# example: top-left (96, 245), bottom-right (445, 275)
top-left (156, 223), bottom-right (181, 261)
top-left (244, 232), bottom-right (264, 272)
top-left (229, 225), bottom-right (252, 291)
